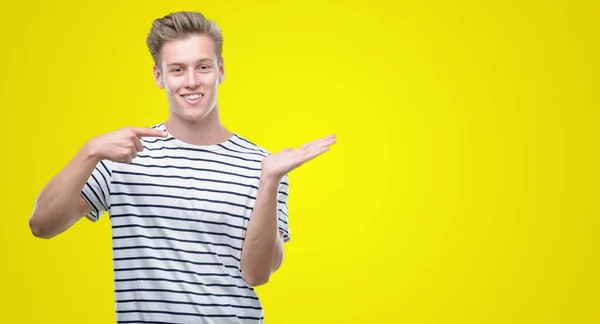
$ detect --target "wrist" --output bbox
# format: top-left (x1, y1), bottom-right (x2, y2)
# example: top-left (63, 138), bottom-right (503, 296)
top-left (259, 173), bottom-right (281, 190)
top-left (83, 139), bottom-right (102, 163)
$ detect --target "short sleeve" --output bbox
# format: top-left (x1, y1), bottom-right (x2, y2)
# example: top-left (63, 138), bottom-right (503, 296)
top-left (277, 174), bottom-right (291, 242)
top-left (80, 160), bottom-right (113, 222)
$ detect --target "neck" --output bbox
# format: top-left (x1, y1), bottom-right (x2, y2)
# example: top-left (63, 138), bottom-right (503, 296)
top-left (164, 106), bottom-right (233, 146)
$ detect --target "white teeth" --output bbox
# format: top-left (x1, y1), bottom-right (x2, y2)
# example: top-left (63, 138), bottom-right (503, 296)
top-left (184, 94), bottom-right (202, 100)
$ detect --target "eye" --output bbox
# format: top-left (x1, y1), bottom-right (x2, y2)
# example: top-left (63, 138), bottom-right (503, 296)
top-left (198, 65), bottom-right (210, 71)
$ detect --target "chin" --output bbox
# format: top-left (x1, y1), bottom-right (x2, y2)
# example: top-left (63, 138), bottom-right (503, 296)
top-left (178, 106), bottom-right (214, 122)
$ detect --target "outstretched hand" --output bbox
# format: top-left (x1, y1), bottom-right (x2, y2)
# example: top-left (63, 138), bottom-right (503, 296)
top-left (261, 134), bottom-right (337, 179)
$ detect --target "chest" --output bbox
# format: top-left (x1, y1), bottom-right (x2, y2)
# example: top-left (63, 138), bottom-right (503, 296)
top-left (107, 157), bottom-right (262, 250)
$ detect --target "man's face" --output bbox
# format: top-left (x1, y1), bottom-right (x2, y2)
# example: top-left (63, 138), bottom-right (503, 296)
top-left (154, 34), bottom-right (224, 122)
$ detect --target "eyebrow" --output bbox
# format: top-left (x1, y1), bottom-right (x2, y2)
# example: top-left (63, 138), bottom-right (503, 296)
top-left (167, 58), bottom-right (213, 67)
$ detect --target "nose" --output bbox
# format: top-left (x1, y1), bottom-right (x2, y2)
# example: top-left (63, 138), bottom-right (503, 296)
top-left (185, 70), bottom-right (200, 88)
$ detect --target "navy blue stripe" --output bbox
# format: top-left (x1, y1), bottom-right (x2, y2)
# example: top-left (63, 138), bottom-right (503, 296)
top-left (95, 165), bottom-right (110, 195)
top-left (111, 203), bottom-right (250, 221)
top-left (229, 139), bottom-right (265, 154)
top-left (113, 170), bottom-right (259, 191)
top-left (110, 214), bottom-right (246, 231)
top-left (114, 277), bottom-right (253, 291)
top-left (240, 316), bottom-right (265, 320)
top-left (99, 160), bottom-right (111, 177)
top-left (117, 310), bottom-right (262, 320)
top-left (279, 208), bottom-right (288, 218)
top-left (119, 321), bottom-right (178, 324)
top-left (217, 143), bottom-right (268, 158)
top-left (114, 267), bottom-right (244, 280)
top-left (113, 245), bottom-right (241, 262)
top-left (112, 175), bottom-right (286, 199)
top-left (114, 254), bottom-right (234, 272)
top-left (90, 173), bottom-right (108, 205)
top-left (114, 288), bottom-right (257, 300)
top-left (119, 317), bottom-right (264, 323)
top-left (80, 191), bottom-right (98, 215)
top-left (129, 162), bottom-right (261, 180)
top-left (141, 145), bottom-right (263, 163)
top-left (140, 137), bottom-right (177, 144)
top-left (232, 135), bottom-right (269, 155)
top-left (234, 134), bottom-right (265, 150)
top-left (111, 192), bottom-right (253, 210)
top-left (279, 227), bottom-right (289, 235)
top-left (134, 154), bottom-right (262, 171)
top-left (278, 211), bottom-right (288, 225)
top-left (113, 234), bottom-right (242, 251)
top-left (117, 298), bottom-right (261, 310)
top-left (113, 256), bottom-right (240, 271)
top-left (111, 222), bottom-right (245, 238)
top-left (111, 181), bottom-right (285, 204)
top-left (84, 182), bottom-right (107, 211)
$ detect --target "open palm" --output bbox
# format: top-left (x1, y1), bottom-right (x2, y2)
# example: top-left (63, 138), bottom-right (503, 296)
top-left (261, 134), bottom-right (337, 179)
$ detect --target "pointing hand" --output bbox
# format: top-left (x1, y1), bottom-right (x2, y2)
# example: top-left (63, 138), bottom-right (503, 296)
top-left (87, 127), bottom-right (168, 163)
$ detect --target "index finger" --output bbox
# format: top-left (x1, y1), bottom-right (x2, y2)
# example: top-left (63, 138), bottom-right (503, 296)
top-left (300, 133), bottom-right (336, 149)
top-left (133, 127), bottom-right (169, 137)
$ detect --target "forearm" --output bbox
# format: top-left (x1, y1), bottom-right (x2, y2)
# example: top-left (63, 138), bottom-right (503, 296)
top-left (240, 175), bottom-right (283, 286)
top-left (29, 142), bottom-right (100, 238)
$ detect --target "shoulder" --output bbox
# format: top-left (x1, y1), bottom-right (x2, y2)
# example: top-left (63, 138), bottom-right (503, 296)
top-left (229, 133), bottom-right (268, 153)
top-left (228, 133), bottom-right (272, 157)
top-left (231, 133), bottom-right (290, 185)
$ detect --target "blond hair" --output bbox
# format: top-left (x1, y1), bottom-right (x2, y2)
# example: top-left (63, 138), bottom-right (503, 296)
top-left (146, 11), bottom-right (223, 67)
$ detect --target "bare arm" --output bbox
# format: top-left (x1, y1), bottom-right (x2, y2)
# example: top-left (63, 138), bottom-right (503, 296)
top-left (29, 126), bottom-right (168, 239)
top-left (240, 134), bottom-right (336, 287)
top-left (29, 143), bottom-right (99, 239)
top-left (240, 175), bottom-right (286, 286)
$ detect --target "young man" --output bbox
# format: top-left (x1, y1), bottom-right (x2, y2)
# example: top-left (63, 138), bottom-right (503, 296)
top-left (29, 11), bottom-right (336, 323)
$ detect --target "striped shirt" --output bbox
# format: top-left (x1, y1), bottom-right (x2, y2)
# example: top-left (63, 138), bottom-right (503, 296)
top-left (80, 123), bottom-right (290, 324)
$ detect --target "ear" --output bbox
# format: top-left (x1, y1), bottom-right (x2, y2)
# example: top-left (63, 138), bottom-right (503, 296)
top-left (218, 57), bottom-right (225, 84)
top-left (153, 65), bottom-right (164, 89)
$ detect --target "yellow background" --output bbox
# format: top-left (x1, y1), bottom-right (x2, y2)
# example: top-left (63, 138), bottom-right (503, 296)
top-left (1, 0), bottom-right (598, 323)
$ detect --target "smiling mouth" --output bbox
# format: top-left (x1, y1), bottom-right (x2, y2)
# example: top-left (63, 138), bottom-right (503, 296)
top-left (182, 94), bottom-right (203, 99)
top-left (181, 93), bottom-right (204, 104)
